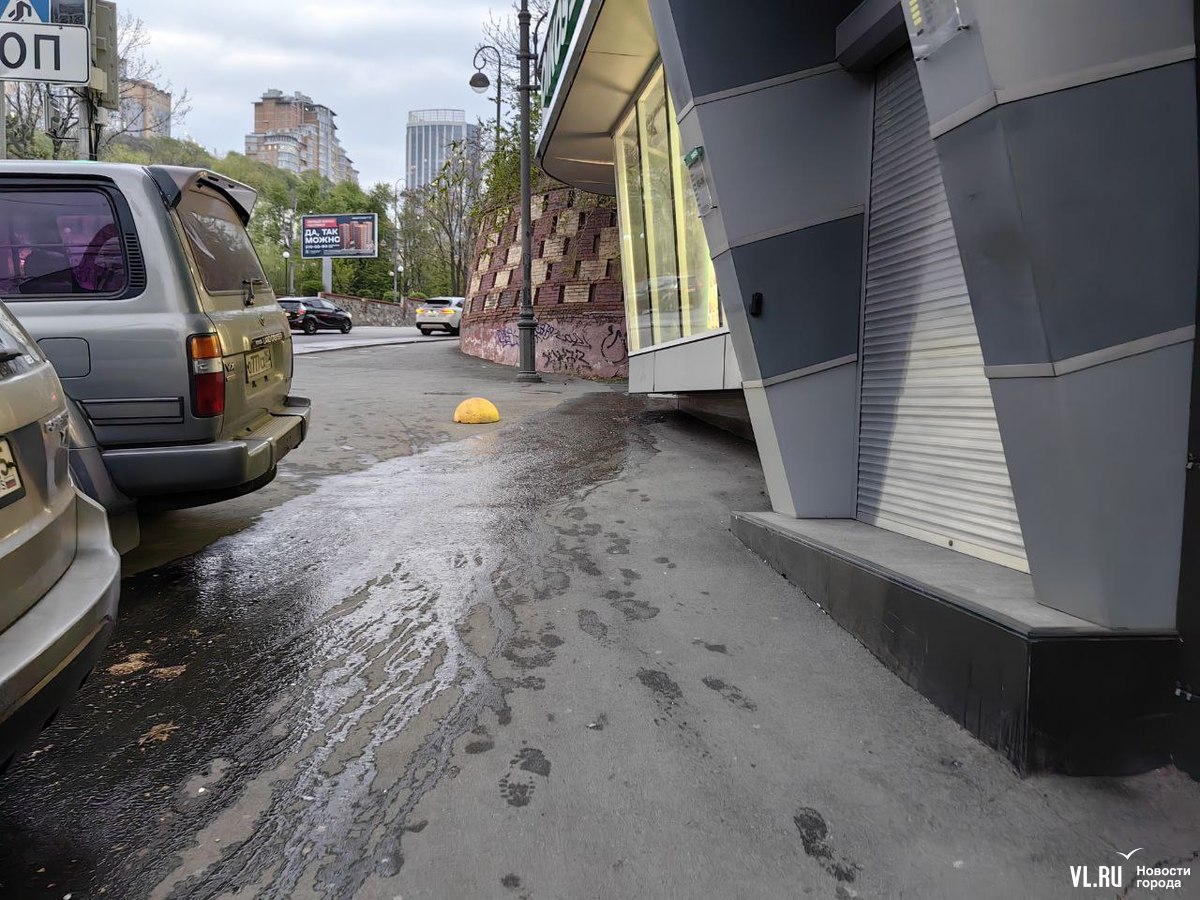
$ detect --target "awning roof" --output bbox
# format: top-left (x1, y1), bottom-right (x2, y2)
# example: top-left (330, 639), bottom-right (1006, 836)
top-left (536, 0), bottom-right (660, 196)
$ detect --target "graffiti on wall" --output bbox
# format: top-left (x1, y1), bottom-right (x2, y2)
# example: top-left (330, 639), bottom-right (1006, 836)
top-left (464, 318), bottom-right (630, 380)
top-left (542, 347), bottom-right (593, 372)
top-left (601, 325), bottom-right (628, 365)
top-left (494, 322), bottom-right (597, 351)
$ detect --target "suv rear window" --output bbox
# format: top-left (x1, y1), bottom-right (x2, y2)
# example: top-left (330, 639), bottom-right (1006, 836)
top-left (0, 190), bottom-right (128, 299)
top-left (179, 190), bottom-right (267, 294)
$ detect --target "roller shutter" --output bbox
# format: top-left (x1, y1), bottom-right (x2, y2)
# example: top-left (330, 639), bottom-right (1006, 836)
top-left (857, 53), bottom-right (1028, 572)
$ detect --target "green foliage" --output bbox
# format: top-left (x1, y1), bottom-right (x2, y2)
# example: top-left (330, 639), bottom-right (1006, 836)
top-left (89, 135), bottom-right (429, 297)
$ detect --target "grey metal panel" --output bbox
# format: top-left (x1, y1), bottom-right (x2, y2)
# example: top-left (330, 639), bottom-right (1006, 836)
top-left (997, 63), bottom-right (1198, 362)
top-left (938, 63), bottom-right (1199, 365)
top-left (728, 215), bottom-right (864, 382)
top-left (629, 353), bottom-right (654, 393)
top-left (975, 0), bottom-right (1194, 97)
top-left (908, 3), bottom-right (995, 130)
top-left (990, 342), bottom-right (1191, 629)
top-left (713, 249), bottom-right (756, 381)
top-left (654, 0), bottom-right (859, 99)
top-left (762, 362), bottom-right (860, 518)
top-left (858, 54), bottom-right (1027, 571)
top-left (723, 334), bottom-right (743, 388)
top-left (836, 0), bottom-right (909, 72)
top-left (696, 67), bottom-right (874, 251)
top-left (743, 384), bottom-right (795, 517)
top-left (651, 334), bottom-right (726, 393)
top-left (933, 110), bottom-right (1052, 367)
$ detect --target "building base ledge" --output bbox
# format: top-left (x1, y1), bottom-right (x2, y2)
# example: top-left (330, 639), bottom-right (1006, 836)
top-left (732, 511), bottom-right (1181, 775)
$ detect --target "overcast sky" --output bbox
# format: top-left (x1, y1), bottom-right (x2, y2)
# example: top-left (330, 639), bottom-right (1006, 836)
top-left (118, 0), bottom-right (500, 189)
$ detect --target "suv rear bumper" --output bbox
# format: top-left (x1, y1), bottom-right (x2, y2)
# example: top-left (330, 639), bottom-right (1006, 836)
top-left (0, 493), bottom-right (120, 770)
top-left (101, 396), bottom-right (312, 499)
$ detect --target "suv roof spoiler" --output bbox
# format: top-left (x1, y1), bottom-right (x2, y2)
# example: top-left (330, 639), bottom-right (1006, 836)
top-left (147, 165), bottom-right (259, 225)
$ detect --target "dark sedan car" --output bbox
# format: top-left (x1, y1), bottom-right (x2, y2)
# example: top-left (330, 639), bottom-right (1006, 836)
top-left (279, 297), bottom-right (353, 335)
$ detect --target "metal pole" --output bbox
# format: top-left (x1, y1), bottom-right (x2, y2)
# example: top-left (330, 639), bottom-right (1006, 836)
top-left (495, 53), bottom-right (503, 152)
top-left (516, 0), bottom-right (541, 382)
top-left (0, 82), bottom-right (7, 160)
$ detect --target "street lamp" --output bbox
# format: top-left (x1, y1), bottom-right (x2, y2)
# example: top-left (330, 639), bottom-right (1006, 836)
top-left (392, 178), bottom-right (406, 303)
top-left (471, 45), bottom-right (503, 153)
top-left (515, 0), bottom-right (543, 382)
top-left (282, 250), bottom-right (292, 296)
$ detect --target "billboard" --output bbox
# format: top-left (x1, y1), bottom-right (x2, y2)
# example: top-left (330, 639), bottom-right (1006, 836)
top-left (301, 214), bottom-right (379, 260)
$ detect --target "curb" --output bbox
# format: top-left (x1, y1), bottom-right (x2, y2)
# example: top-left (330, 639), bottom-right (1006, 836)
top-left (294, 336), bottom-right (459, 357)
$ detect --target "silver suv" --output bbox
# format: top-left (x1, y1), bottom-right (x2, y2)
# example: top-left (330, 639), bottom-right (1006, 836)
top-left (0, 300), bottom-right (120, 773)
top-left (0, 163), bottom-right (311, 548)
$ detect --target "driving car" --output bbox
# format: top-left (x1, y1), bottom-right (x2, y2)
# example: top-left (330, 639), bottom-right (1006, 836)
top-left (0, 162), bottom-right (311, 551)
top-left (415, 297), bottom-right (465, 336)
top-left (0, 300), bottom-right (120, 774)
top-left (279, 297), bottom-right (353, 335)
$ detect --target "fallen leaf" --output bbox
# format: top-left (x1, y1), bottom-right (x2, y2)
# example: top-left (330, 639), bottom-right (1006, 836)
top-left (138, 723), bottom-right (179, 748)
top-left (108, 653), bottom-right (154, 677)
top-left (150, 666), bottom-right (187, 681)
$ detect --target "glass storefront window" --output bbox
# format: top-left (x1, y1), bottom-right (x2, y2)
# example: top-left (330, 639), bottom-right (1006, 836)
top-left (615, 108), bottom-right (652, 351)
top-left (612, 64), bottom-right (721, 353)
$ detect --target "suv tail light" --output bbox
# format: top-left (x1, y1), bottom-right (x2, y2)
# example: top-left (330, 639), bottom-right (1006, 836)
top-left (188, 334), bottom-right (225, 418)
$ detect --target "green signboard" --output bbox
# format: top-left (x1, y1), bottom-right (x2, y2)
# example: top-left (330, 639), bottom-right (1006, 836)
top-left (540, 0), bottom-right (586, 108)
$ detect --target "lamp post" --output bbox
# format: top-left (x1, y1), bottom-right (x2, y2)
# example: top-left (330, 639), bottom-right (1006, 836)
top-left (282, 250), bottom-right (292, 296)
top-left (470, 45), bottom-right (504, 153)
top-left (392, 178), bottom-right (405, 304)
top-left (515, 0), bottom-right (542, 382)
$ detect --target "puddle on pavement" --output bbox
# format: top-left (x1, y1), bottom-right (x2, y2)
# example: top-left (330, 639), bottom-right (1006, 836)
top-left (0, 393), bottom-right (659, 900)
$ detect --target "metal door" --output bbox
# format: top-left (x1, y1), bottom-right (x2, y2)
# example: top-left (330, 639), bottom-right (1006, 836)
top-left (857, 53), bottom-right (1028, 571)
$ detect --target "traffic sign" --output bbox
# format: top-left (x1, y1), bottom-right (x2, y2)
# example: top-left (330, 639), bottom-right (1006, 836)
top-left (0, 22), bottom-right (89, 84)
top-left (0, 0), bottom-right (50, 24)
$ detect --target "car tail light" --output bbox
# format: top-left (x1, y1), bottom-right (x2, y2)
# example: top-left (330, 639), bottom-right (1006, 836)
top-left (442, 309), bottom-right (456, 316)
top-left (188, 334), bottom-right (225, 418)
top-left (416, 308), bottom-right (426, 316)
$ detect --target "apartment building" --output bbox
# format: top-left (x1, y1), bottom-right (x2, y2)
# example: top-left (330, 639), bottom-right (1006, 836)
top-left (245, 89), bottom-right (359, 184)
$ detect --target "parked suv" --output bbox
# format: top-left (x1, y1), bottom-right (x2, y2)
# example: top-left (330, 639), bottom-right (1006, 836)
top-left (416, 297), bottom-right (464, 336)
top-left (0, 300), bottom-right (120, 773)
top-left (279, 297), bottom-right (353, 335)
top-left (0, 163), bottom-right (311, 546)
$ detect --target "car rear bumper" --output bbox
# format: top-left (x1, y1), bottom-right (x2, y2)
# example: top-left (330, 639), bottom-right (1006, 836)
top-left (417, 319), bottom-right (458, 330)
top-left (101, 396), bottom-right (312, 498)
top-left (0, 493), bottom-right (120, 770)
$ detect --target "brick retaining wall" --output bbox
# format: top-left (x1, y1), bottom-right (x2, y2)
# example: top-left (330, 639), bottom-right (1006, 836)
top-left (462, 188), bottom-right (628, 379)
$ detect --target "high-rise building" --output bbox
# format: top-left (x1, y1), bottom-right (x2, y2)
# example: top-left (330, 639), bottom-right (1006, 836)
top-left (406, 109), bottom-right (478, 189)
top-left (245, 90), bottom-right (359, 185)
top-left (117, 79), bottom-right (173, 139)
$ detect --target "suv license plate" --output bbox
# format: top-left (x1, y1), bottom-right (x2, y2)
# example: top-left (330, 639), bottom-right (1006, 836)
top-left (246, 348), bottom-right (273, 381)
top-left (0, 437), bottom-right (24, 508)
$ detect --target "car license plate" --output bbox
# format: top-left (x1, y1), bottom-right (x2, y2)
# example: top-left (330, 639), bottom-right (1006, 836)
top-left (0, 437), bottom-right (24, 508)
top-left (246, 348), bottom-right (273, 381)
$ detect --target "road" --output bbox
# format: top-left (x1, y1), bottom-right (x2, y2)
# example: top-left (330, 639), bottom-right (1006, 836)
top-left (291, 325), bottom-right (456, 356)
top-left (0, 340), bottom-right (1198, 900)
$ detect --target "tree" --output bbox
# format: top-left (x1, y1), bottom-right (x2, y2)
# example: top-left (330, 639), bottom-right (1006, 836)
top-left (5, 12), bottom-right (190, 160)
top-left (103, 13), bottom-right (192, 149)
top-left (480, 0), bottom-right (553, 117)
top-left (423, 134), bottom-right (486, 297)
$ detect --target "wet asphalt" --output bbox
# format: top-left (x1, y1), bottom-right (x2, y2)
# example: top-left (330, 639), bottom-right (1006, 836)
top-left (2, 342), bottom-right (1199, 900)
top-left (0, 350), bottom-right (648, 898)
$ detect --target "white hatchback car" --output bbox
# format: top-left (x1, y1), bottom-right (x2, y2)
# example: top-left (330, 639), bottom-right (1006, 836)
top-left (415, 297), bottom-right (465, 336)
